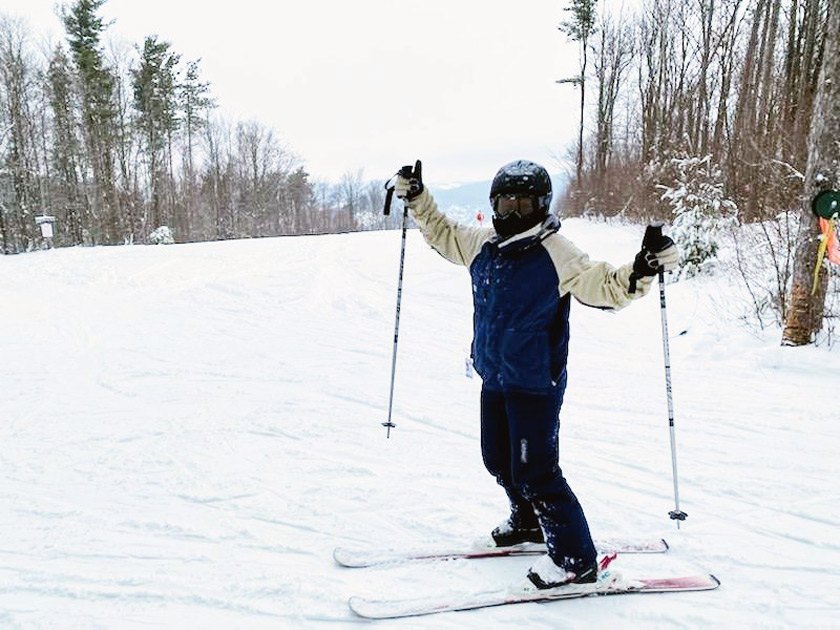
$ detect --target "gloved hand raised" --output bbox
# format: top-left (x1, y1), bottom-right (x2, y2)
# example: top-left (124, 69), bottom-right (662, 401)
top-left (633, 224), bottom-right (679, 276)
top-left (629, 224), bottom-right (679, 293)
top-left (393, 160), bottom-right (424, 201)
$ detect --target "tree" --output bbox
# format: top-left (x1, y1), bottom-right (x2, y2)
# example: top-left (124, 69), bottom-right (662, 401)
top-left (286, 166), bottom-right (313, 233)
top-left (132, 35), bottom-right (180, 233)
top-left (559, 0), bottom-right (597, 186)
top-left (661, 155), bottom-right (737, 278)
top-left (592, 12), bottom-right (633, 187)
top-left (0, 122), bottom-right (11, 253)
top-left (107, 39), bottom-right (141, 242)
top-left (201, 114), bottom-right (227, 239)
top-left (233, 120), bottom-right (288, 237)
top-left (46, 44), bottom-right (85, 245)
top-left (781, 1), bottom-right (839, 346)
top-left (62, 0), bottom-right (121, 244)
top-left (339, 169), bottom-right (364, 226)
top-left (0, 16), bottom-right (40, 251)
top-left (178, 59), bottom-right (213, 240)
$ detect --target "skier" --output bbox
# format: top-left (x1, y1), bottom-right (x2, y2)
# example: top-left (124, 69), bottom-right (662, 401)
top-left (392, 160), bottom-right (679, 589)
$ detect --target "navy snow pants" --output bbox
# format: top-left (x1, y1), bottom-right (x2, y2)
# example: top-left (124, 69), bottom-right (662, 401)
top-left (480, 383), bottom-right (597, 572)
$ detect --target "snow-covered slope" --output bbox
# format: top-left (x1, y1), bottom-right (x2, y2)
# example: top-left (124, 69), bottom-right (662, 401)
top-left (1, 220), bottom-right (837, 627)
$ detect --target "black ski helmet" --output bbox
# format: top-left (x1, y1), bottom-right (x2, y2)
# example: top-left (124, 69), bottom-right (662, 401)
top-left (489, 160), bottom-right (552, 237)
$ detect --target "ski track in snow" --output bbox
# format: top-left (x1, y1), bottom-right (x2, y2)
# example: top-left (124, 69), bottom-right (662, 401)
top-left (1, 221), bottom-right (839, 627)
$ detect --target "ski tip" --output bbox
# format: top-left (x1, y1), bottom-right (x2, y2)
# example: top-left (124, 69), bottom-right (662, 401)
top-left (661, 538), bottom-right (670, 551)
top-left (709, 574), bottom-right (721, 587)
top-left (333, 547), bottom-right (359, 568)
top-left (348, 596), bottom-right (390, 620)
top-left (347, 596), bottom-right (366, 618)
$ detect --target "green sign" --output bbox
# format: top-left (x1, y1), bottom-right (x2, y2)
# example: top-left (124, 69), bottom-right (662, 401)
top-left (812, 190), bottom-right (840, 219)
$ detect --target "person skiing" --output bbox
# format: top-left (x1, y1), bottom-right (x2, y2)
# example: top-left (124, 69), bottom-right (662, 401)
top-left (392, 159), bottom-right (679, 589)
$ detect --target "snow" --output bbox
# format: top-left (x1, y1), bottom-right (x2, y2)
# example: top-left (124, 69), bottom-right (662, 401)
top-left (1, 219), bottom-right (838, 627)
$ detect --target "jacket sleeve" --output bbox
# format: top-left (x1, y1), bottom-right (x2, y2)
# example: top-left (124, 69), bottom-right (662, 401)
top-left (543, 233), bottom-right (653, 309)
top-left (407, 189), bottom-right (493, 267)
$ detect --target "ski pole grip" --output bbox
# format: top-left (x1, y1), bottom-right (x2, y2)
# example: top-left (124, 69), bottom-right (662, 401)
top-left (643, 223), bottom-right (664, 250)
top-left (398, 164), bottom-right (415, 179)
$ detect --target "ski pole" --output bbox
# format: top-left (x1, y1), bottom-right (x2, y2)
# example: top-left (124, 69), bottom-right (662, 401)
top-left (646, 224), bottom-right (688, 527)
top-left (381, 161), bottom-right (421, 438)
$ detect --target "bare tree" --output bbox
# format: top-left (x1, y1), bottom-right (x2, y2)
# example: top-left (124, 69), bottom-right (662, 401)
top-left (560, 0), bottom-right (598, 186)
top-left (592, 12), bottom-right (633, 185)
top-left (0, 16), bottom-right (43, 251)
top-left (339, 169), bottom-right (364, 226)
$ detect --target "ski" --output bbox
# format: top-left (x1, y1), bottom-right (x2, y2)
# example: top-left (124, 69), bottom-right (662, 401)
top-left (334, 537), bottom-right (668, 568)
top-left (348, 572), bottom-right (720, 619)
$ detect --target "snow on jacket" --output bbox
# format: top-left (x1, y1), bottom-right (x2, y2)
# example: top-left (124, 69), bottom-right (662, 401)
top-left (407, 189), bottom-right (653, 393)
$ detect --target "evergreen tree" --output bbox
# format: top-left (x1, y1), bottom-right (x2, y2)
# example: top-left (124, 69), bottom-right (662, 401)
top-left (46, 45), bottom-right (85, 245)
top-left (178, 59), bottom-right (213, 240)
top-left (131, 35), bottom-right (180, 233)
top-left (61, 0), bottom-right (121, 244)
top-left (286, 167), bottom-right (313, 233)
top-left (660, 155), bottom-right (737, 278)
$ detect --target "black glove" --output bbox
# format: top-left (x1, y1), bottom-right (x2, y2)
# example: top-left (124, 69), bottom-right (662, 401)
top-left (629, 224), bottom-right (679, 293)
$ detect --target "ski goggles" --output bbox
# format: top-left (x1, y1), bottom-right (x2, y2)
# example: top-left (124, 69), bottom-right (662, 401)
top-left (492, 194), bottom-right (547, 219)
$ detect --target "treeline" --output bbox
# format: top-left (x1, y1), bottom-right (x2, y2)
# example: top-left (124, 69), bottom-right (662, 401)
top-left (0, 0), bottom-right (396, 254)
top-left (561, 0), bottom-right (831, 223)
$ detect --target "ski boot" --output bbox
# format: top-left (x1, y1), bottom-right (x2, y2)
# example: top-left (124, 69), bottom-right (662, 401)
top-left (527, 553), bottom-right (616, 589)
top-left (491, 517), bottom-right (545, 547)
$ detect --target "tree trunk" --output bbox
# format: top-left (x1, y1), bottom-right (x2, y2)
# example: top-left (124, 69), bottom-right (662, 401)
top-left (577, 43), bottom-right (587, 186)
top-left (781, 1), bottom-right (839, 345)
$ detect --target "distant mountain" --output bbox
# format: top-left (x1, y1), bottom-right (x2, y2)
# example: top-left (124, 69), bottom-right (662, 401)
top-left (428, 173), bottom-right (569, 224)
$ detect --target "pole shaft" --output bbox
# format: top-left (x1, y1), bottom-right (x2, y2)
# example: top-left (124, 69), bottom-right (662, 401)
top-left (384, 204), bottom-right (409, 438)
top-left (658, 270), bottom-right (684, 527)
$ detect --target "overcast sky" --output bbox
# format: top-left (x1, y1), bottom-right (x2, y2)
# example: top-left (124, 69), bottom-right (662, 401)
top-left (2, 0), bottom-right (582, 186)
